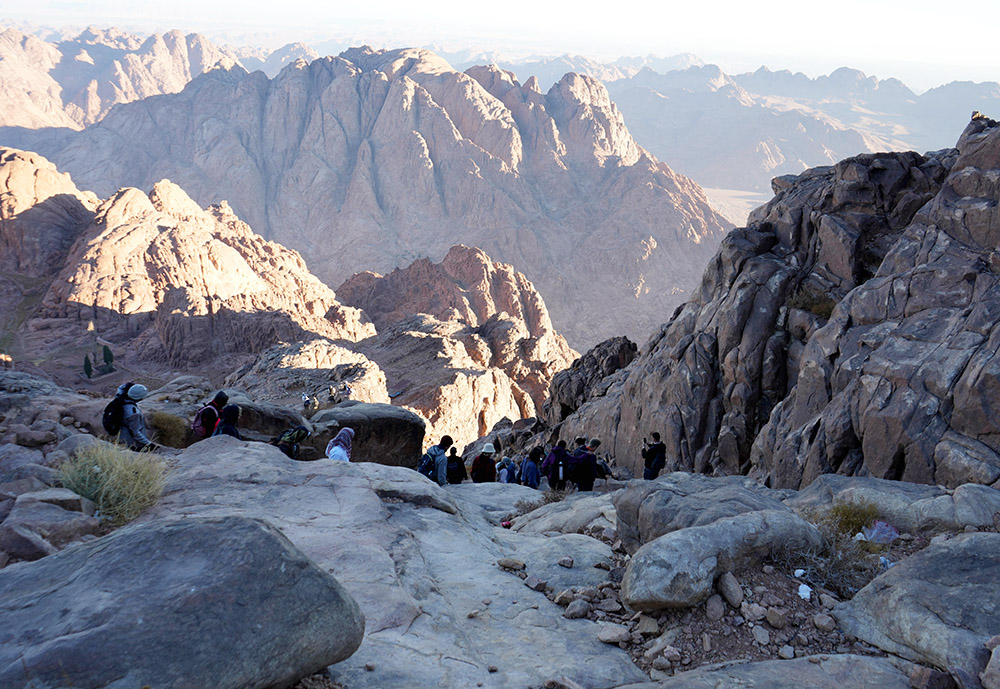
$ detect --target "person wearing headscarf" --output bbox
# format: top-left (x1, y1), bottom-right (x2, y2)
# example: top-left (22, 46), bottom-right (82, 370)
top-left (325, 427), bottom-right (355, 461)
top-left (211, 404), bottom-right (242, 440)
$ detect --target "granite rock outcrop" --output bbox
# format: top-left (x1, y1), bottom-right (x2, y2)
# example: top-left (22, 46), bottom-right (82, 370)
top-left (22, 47), bottom-right (731, 348)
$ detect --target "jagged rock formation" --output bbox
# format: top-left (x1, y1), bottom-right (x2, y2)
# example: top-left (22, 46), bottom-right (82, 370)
top-left (35, 176), bottom-right (374, 368)
top-left (19, 46), bottom-right (730, 348)
top-left (0, 25), bottom-right (246, 128)
top-left (542, 336), bottom-right (637, 424)
top-left (338, 244), bottom-right (576, 406)
top-left (556, 140), bottom-right (953, 482)
top-left (752, 115), bottom-right (1000, 488)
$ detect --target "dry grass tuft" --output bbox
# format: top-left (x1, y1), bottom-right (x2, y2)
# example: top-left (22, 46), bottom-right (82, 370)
top-left (60, 442), bottom-right (167, 526)
top-left (148, 410), bottom-right (193, 448)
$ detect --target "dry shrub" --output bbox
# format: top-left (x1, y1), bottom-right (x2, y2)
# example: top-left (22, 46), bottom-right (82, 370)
top-left (61, 442), bottom-right (167, 526)
top-left (148, 410), bottom-right (193, 448)
top-left (771, 500), bottom-right (883, 599)
top-left (542, 486), bottom-right (574, 505)
top-left (512, 497), bottom-right (545, 519)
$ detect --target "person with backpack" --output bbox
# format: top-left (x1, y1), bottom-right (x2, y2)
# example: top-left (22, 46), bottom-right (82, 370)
top-left (104, 382), bottom-right (156, 451)
top-left (470, 443), bottom-right (497, 483)
top-left (569, 437), bottom-right (598, 491)
top-left (497, 456), bottom-right (520, 484)
top-left (325, 427), bottom-right (355, 461)
top-left (520, 447), bottom-right (543, 489)
top-left (541, 439), bottom-right (570, 490)
top-left (418, 435), bottom-right (453, 486)
top-left (211, 404), bottom-right (242, 440)
top-left (274, 426), bottom-right (311, 460)
top-left (191, 391), bottom-right (228, 440)
top-left (445, 446), bottom-right (467, 484)
top-left (642, 432), bottom-right (667, 480)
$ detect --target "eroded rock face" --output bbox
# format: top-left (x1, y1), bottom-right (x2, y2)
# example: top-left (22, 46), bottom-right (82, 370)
top-left (308, 402), bottom-right (425, 467)
top-left (557, 128), bottom-right (955, 482)
top-left (834, 532), bottom-right (1000, 681)
top-left (543, 336), bottom-right (636, 424)
top-left (30, 47), bottom-right (731, 348)
top-left (36, 177), bottom-right (374, 368)
top-left (753, 116), bottom-right (1000, 488)
top-left (0, 515), bottom-right (365, 689)
top-left (338, 244), bottom-right (576, 406)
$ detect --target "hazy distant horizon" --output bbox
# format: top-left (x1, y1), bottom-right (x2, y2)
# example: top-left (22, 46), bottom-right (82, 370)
top-left (4, 0), bottom-right (999, 92)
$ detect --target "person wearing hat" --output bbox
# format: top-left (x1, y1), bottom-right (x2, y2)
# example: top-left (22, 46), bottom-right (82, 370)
top-left (117, 382), bottom-right (156, 451)
top-left (470, 442), bottom-right (497, 483)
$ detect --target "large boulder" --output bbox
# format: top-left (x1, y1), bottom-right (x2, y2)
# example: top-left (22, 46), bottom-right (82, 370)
top-left (0, 515), bottom-right (365, 689)
top-left (512, 491), bottom-right (617, 535)
top-left (612, 654), bottom-right (911, 689)
top-left (621, 509), bottom-right (823, 610)
top-left (140, 438), bottom-right (647, 688)
top-left (542, 336), bottom-right (637, 424)
top-left (308, 401), bottom-right (425, 467)
top-left (834, 532), bottom-right (1000, 682)
top-left (784, 474), bottom-right (1000, 533)
top-left (0, 490), bottom-right (100, 560)
top-left (613, 473), bottom-right (790, 553)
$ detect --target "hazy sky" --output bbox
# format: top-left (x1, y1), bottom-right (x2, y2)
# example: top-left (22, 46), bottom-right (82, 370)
top-left (5, 0), bottom-right (998, 90)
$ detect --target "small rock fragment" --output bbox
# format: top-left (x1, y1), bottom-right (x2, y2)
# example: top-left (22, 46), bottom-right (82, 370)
top-left (766, 607), bottom-right (787, 629)
top-left (778, 645), bottom-right (795, 660)
top-left (554, 589), bottom-right (576, 606)
top-left (467, 609), bottom-right (479, 619)
top-left (651, 657), bottom-right (672, 671)
top-left (365, 663), bottom-right (375, 671)
top-left (635, 614), bottom-right (660, 636)
top-left (524, 576), bottom-right (547, 592)
top-left (752, 625), bottom-right (770, 646)
top-left (819, 593), bottom-right (838, 609)
top-left (488, 665), bottom-right (498, 673)
top-left (705, 594), bottom-right (725, 621)
top-left (813, 613), bottom-right (836, 633)
top-left (717, 571), bottom-right (743, 608)
top-left (563, 599), bottom-right (591, 619)
top-left (910, 665), bottom-right (959, 689)
top-left (701, 632), bottom-right (712, 653)
top-left (597, 624), bottom-right (631, 644)
top-left (741, 602), bottom-right (767, 622)
top-left (497, 557), bottom-right (526, 570)
top-left (557, 556), bottom-right (574, 568)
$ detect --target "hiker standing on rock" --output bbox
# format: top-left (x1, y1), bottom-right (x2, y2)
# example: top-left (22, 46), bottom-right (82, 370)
top-left (446, 446), bottom-right (467, 484)
top-left (520, 447), bottom-right (543, 489)
top-left (642, 432), bottom-right (667, 479)
top-left (470, 443), bottom-right (497, 483)
top-left (325, 427), bottom-right (355, 461)
top-left (112, 383), bottom-right (156, 451)
top-left (569, 437), bottom-right (598, 491)
top-left (211, 404), bottom-right (243, 440)
top-left (191, 391), bottom-right (228, 440)
top-left (541, 439), bottom-right (570, 490)
top-left (418, 435), bottom-right (453, 485)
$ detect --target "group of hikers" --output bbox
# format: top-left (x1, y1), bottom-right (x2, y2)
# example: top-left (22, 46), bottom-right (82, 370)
top-left (104, 382), bottom-right (672, 482)
top-left (103, 383), bottom-right (355, 462)
top-left (418, 435), bottom-right (622, 491)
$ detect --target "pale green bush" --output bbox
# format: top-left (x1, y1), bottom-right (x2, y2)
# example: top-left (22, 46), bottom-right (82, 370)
top-left (61, 442), bottom-right (167, 526)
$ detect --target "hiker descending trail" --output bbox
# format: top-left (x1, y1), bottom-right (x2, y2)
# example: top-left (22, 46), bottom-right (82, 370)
top-left (103, 382), bottom-right (157, 451)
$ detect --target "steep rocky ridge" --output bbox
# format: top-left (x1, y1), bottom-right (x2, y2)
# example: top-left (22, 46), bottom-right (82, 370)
top-left (554, 124), bottom-right (963, 484)
top-left (15, 46), bottom-right (730, 348)
top-left (752, 115), bottom-right (1000, 488)
top-left (0, 25), bottom-right (247, 128)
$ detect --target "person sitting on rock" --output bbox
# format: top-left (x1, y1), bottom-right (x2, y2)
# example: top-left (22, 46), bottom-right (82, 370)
top-left (275, 425), bottom-right (311, 460)
top-left (191, 390), bottom-right (228, 440)
top-left (569, 437), bottom-right (598, 492)
top-left (520, 447), bottom-right (543, 489)
top-left (642, 432), bottom-right (667, 480)
top-left (445, 446), bottom-right (467, 484)
top-left (211, 404), bottom-right (242, 440)
top-left (541, 439), bottom-right (570, 490)
top-left (470, 443), bottom-right (497, 483)
top-left (325, 427), bottom-right (355, 461)
top-left (116, 383), bottom-right (156, 451)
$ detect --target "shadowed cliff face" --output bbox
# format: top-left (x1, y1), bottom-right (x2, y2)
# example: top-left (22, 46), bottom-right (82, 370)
top-left (552, 116), bottom-right (1000, 490)
top-left (20, 46), bottom-right (731, 349)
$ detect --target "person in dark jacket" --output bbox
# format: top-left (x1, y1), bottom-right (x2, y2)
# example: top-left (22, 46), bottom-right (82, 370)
top-left (520, 447), bottom-right (543, 489)
top-left (192, 391), bottom-right (228, 439)
top-left (470, 443), bottom-right (497, 483)
top-left (212, 404), bottom-right (242, 439)
top-left (569, 437), bottom-right (598, 491)
top-left (541, 439), bottom-right (570, 490)
top-left (445, 446), bottom-right (467, 484)
top-left (642, 432), bottom-right (667, 480)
